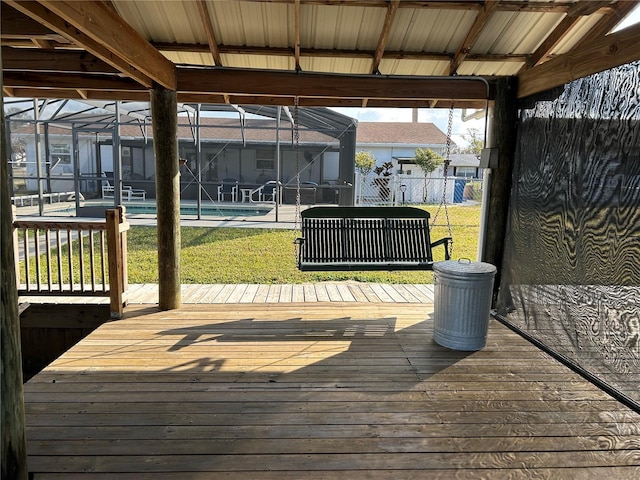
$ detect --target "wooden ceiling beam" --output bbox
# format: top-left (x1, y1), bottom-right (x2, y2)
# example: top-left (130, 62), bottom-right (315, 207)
top-left (449, 0), bottom-right (499, 75)
top-left (29, 0), bottom-right (175, 89)
top-left (31, 38), bottom-right (53, 49)
top-left (5, 0), bottom-right (158, 88)
top-left (176, 92), bottom-right (488, 109)
top-left (196, 0), bottom-right (223, 66)
top-left (371, 0), bottom-right (400, 74)
top-left (294, 0), bottom-right (301, 71)
top-left (178, 67), bottom-right (492, 101)
top-left (518, 21), bottom-right (640, 98)
top-left (523, 1), bottom-right (611, 70)
top-left (1, 87), bottom-right (151, 101)
top-left (246, 1), bottom-right (577, 14)
top-left (0, 3), bottom-right (55, 37)
top-left (153, 41), bottom-right (526, 63)
top-left (498, 1), bottom-right (609, 14)
top-left (3, 71), bottom-right (147, 93)
top-left (1, 47), bottom-right (120, 74)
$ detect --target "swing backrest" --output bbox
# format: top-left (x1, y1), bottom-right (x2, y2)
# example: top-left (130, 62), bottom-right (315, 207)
top-left (296, 206), bottom-right (451, 271)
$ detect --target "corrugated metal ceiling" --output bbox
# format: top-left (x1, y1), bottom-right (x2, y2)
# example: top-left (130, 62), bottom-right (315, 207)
top-left (110, 0), bottom-right (625, 77)
top-left (3, 0), bottom-right (638, 104)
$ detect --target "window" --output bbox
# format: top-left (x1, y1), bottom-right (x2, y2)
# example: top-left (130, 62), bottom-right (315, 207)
top-left (455, 167), bottom-right (478, 178)
top-left (50, 143), bottom-right (72, 173)
top-left (256, 150), bottom-right (275, 170)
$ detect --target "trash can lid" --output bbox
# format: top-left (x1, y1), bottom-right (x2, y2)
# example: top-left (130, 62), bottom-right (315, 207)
top-left (433, 259), bottom-right (497, 275)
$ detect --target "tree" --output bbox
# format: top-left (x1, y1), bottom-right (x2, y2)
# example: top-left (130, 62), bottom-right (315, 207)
top-left (355, 150), bottom-right (375, 177)
top-left (414, 147), bottom-right (444, 175)
top-left (355, 151), bottom-right (376, 204)
top-left (414, 148), bottom-right (444, 203)
top-left (462, 128), bottom-right (484, 156)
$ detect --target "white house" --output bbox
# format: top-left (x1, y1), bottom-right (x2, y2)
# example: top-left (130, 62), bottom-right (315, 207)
top-left (354, 122), bottom-right (480, 205)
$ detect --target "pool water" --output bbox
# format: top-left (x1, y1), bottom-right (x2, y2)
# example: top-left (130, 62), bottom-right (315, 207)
top-left (53, 203), bottom-right (273, 217)
top-left (127, 203), bottom-right (273, 217)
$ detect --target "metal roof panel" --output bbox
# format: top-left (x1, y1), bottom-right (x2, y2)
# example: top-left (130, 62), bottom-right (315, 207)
top-left (457, 60), bottom-right (523, 77)
top-left (301, 57), bottom-right (371, 75)
top-left (388, 8), bottom-right (477, 53)
top-left (223, 54), bottom-right (294, 71)
top-left (113, 0), bottom-right (204, 44)
top-left (552, 14), bottom-right (605, 54)
top-left (379, 59), bottom-right (450, 76)
top-left (302, 4), bottom-right (385, 50)
top-left (205, 1), bottom-right (293, 48)
top-left (163, 51), bottom-right (215, 67)
top-left (474, 11), bottom-right (565, 54)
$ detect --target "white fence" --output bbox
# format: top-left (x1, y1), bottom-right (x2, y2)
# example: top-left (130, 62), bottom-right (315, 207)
top-left (355, 173), bottom-right (481, 207)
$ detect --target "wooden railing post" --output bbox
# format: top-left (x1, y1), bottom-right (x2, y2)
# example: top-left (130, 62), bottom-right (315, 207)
top-left (119, 206), bottom-right (128, 299)
top-left (106, 206), bottom-right (129, 319)
top-left (12, 206), bottom-right (20, 287)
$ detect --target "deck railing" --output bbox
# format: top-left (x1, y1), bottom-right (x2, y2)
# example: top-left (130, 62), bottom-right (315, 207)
top-left (13, 206), bottom-right (130, 319)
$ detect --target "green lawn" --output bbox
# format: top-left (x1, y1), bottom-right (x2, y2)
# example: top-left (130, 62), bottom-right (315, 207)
top-left (128, 205), bottom-right (481, 284)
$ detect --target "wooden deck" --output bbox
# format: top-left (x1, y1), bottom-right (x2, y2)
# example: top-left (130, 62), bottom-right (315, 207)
top-left (19, 283), bottom-right (435, 306)
top-left (127, 283), bottom-right (436, 304)
top-left (24, 298), bottom-right (640, 478)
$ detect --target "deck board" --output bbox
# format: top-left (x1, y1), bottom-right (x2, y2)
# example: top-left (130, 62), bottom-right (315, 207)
top-left (23, 301), bottom-right (640, 478)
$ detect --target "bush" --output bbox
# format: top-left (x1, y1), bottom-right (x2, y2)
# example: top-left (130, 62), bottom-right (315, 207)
top-left (355, 151), bottom-right (376, 176)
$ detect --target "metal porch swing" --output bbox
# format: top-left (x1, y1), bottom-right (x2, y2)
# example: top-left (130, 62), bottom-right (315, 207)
top-left (294, 100), bottom-right (456, 272)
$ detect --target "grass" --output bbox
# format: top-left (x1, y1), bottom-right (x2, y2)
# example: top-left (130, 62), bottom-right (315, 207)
top-left (128, 204), bottom-right (482, 284)
top-left (16, 205), bottom-right (481, 285)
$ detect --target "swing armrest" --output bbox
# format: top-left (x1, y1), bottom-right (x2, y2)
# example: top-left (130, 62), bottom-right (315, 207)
top-left (431, 237), bottom-right (452, 261)
top-left (294, 237), bottom-right (305, 269)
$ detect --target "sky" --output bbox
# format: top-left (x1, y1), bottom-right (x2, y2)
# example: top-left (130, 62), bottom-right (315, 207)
top-left (329, 3), bottom-right (640, 150)
top-left (330, 106), bottom-right (486, 150)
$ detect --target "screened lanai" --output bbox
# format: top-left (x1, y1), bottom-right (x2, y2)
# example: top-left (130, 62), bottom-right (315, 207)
top-left (4, 1), bottom-right (640, 478)
top-left (6, 100), bottom-right (357, 218)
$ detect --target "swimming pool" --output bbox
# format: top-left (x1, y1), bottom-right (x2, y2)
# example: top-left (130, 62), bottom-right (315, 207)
top-left (53, 203), bottom-right (274, 217)
top-left (126, 203), bottom-right (273, 217)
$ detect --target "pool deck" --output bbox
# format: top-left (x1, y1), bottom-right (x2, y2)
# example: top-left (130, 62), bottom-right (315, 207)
top-left (13, 199), bottom-right (303, 228)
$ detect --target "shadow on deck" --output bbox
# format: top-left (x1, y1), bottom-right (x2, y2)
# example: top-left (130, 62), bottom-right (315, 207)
top-left (24, 302), bottom-right (640, 479)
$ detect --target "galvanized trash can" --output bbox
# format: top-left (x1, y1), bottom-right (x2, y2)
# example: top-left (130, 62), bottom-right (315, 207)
top-left (433, 260), bottom-right (497, 351)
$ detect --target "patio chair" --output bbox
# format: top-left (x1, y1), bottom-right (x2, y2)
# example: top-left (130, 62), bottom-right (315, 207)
top-left (102, 180), bottom-right (146, 201)
top-left (123, 185), bottom-right (146, 201)
top-left (217, 178), bottom-right (238, 202)
top-left (102, 180), bottom-right (115, 199)
top-left (248, 180), bottom-right (279, 203)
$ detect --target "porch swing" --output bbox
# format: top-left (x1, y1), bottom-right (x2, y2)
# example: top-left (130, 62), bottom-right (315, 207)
top-left (294, 100), bottom-right (455, 272)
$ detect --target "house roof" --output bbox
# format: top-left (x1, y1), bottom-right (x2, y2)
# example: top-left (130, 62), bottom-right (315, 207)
top-left (449, 153), bottom-right (481, 167)
top-left (3, 1), bottom-right (639, 106)
top-left (129, 117), bottom-right (338, 145)
top-left (357, 122), bottom-right (450, 147)
top-left (11, 116), bottom-right (339, 145)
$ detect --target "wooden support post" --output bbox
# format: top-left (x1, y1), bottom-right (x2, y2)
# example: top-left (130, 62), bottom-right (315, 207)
top-left (151, 86), bottom-right (181, 310)
top-left (481, 77), bottom-right (518, 295)
top-left (1, 85), bottom-right (29, 479)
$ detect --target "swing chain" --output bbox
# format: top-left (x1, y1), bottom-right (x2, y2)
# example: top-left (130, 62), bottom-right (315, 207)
top-left (293, 97), bottom-right (302, 256)
top-left (430, 101), bottom-right (455, 259)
